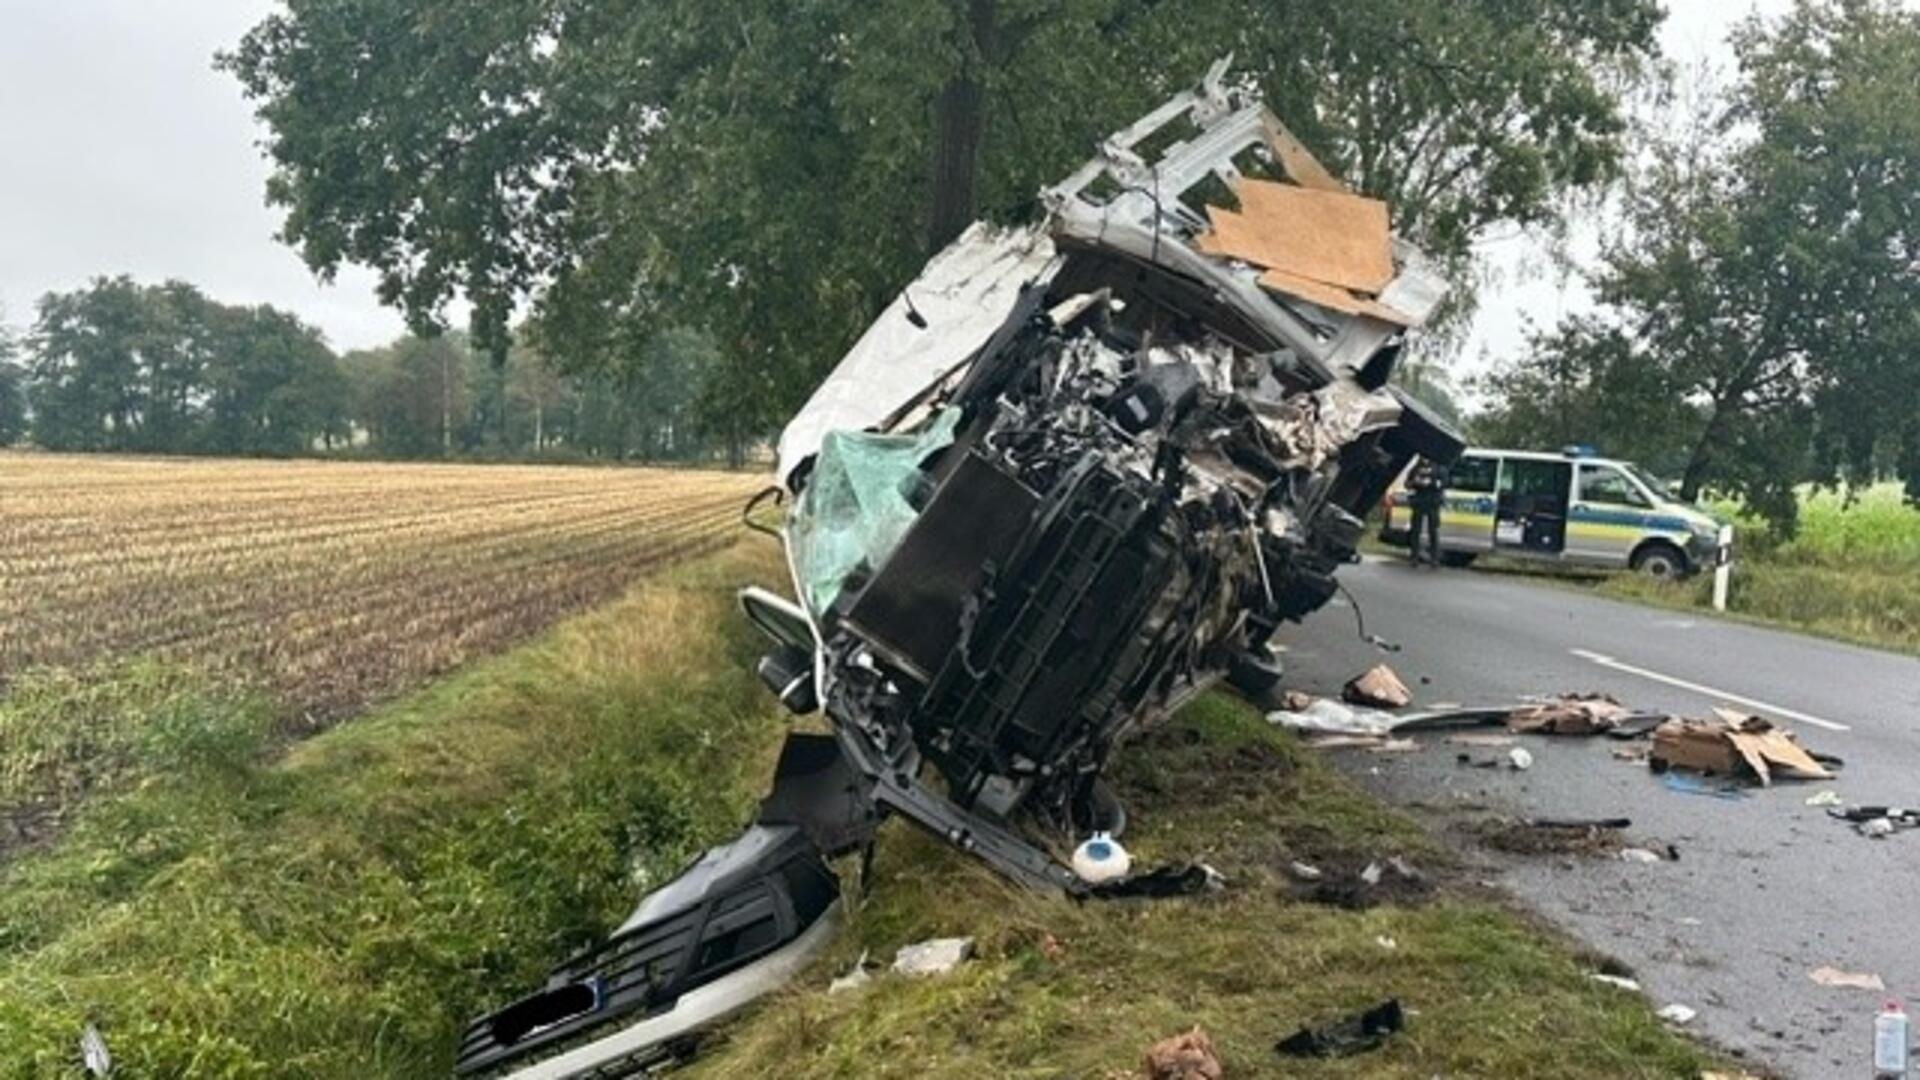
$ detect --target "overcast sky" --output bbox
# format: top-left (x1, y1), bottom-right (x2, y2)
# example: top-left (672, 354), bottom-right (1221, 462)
top-left (0, 0), bottom-right (1798, 361)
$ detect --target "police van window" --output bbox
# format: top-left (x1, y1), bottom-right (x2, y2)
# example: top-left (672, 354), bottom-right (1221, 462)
top-left (1449, 455), bottom-right (1497, 493)
top-left (1579, 465), bottom-right (1651, 507)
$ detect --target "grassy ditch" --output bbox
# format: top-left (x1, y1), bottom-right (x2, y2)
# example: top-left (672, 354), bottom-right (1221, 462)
top-left (0, 541), bottom-right (1722, 1078)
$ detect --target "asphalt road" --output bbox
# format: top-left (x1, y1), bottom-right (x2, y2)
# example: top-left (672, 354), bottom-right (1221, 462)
top-left (1278, 555), bottom-right (1920, 1079)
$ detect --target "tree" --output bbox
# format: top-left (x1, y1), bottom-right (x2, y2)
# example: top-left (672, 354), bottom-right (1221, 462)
top-left (223, 1), bottom-right (1662, 445)
top-left (0, 319), bottom-right (25, 445)
top-left (24, 278), bottom-right (344, 456)
top-left (1474, 0), bottom-right (1920, 527)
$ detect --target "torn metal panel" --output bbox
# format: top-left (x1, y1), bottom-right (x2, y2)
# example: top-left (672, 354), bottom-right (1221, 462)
top-left (776, 223), bottom-right (1054, 487)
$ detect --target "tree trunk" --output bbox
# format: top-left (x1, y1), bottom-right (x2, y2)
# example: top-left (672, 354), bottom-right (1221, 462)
top-left (926, 0), bottom-right (996, 253)
top-left (1679, 401), bottom-right (1730, 502)
top-left (440, 349), bottom-right (452, 456)
top-left (533, 398), bottom-right (544, 452)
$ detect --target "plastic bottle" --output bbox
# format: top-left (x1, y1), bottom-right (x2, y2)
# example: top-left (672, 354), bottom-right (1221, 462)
top-left (1070, 832), bottom-right (1132, 884)
top-left (1875, 999), bottom-right (1909, 1079)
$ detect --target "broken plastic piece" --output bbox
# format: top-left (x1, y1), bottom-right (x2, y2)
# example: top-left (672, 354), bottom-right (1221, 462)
top-left (1809, 966), bottom-right (1886, 991)
top-left (80, 1024), bottom-right (111, 1079)
top-left (892, 937), bottom-right (974, 977)
top-left (1656, 1004), bottom-right (1697, 1025)
top-left (1089, 863), bottom-right (1224, 900)
top-left (1275, 999), bottom-right (1405, 1058)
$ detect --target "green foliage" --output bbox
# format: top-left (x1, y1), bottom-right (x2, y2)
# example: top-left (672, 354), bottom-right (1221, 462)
top-left (223, 0), bottom-right (1662, 445)
top-left (1475, 0), bottom-right (1920, 531)
top-left (25, 277), bottom-right (347, 456)
top-left (0, 661), bottom-right (272, 818)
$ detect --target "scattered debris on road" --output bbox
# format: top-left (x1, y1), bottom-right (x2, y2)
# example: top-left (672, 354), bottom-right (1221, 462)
top-left (1826, 805), bottom-right (1920, 838)
top-left (1447, 733), bottom-right (1516, 748)
top-left (1343, 664), bottom-right (1413, 709)
top-left (1275, 689), bottom-right (1315, 713)
top-left (1590, 973), bottom-right (1643, 993)
top-left (1275, 999), bottom-right (1405, 1059)
top-left (1656, 1004), bottom-right (1698, 1026)
top-left (1662, 772), bottom-right (1750, 799)
top-left (1507, 747), bottom-right (1534, 771)
top-left (1268, 698), bottom-right (1399, 738)
top-left (1805, 789), bottom-right (1843, 807)
top-left (1508, 693), bottom-right (1631, 735)
top-left (1528, 817), bottom-right (1631, 830)
top-left (1808, 966), bottom-right (1886, 992)
top-left (892, 937), bottom-right (974, 977)
top-left (1480, 819), bottom-right (1626, 858)
top-left (1618, 847), bottom-right (1664, 864)
top-left (1650, 711), bottom-right (1833, 785)
top-left (1145, 1026), bottom-right (1223, 1080)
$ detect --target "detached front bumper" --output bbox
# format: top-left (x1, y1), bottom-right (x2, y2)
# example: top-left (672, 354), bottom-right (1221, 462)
top-left (455, 824), bottom-right (840, 1079)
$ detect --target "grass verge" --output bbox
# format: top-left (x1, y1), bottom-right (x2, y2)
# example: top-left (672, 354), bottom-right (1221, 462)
top-left (0, 540), bottom-right (1723, 1078)
top-left (689, 695), bottom-right (1721, 1079)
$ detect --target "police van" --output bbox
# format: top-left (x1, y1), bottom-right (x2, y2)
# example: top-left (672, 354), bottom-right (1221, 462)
top-left (1381, 447), bottom-right (1724, 577)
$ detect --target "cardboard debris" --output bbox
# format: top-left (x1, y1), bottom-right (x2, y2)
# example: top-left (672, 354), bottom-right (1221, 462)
top-left (1650, 712), bottom-right (1832, 786)
top-left (1508, 694), bottom-right (1631, 735)
top-left (1276, 688), bottom-right (1315, 713)
top-left (1192, 176), bottom-right (1401, 323)
top-left (1808, 966), bottom-right (1885, 991)
top-left (1343, 664), bottom-right (1412, 709)
top-left (1145, 1025), bottom-right (1223, 1080)
top-left (1712, 708), bottom-right (1832, 783)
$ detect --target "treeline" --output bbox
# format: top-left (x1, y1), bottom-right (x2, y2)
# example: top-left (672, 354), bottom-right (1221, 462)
top-left (0, 277), bottom-right (727, 462)
top-left (1472, 2), bottom-right (1920, 531)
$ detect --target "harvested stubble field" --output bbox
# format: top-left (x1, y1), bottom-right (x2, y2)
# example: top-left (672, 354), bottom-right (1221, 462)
top-left (0, 451), bottom-right (764, 720)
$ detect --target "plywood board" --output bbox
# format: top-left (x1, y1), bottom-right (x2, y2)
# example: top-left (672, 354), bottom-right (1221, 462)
top-left (1222, 179), bottom-right (1394, 294)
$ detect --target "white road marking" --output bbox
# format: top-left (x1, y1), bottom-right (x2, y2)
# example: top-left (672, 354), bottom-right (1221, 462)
top-left (1568, 648), bottom-right (1852, 732)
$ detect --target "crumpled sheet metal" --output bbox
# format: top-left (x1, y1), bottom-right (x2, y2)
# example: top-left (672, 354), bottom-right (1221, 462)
top-left (775, 224), bottom-right (1053, 487)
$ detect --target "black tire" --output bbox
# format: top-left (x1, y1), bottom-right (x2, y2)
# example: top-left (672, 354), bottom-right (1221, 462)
top-left (1630, 542), bottom-right (1687, 580)
top-left (1439, 551), bottom-right (1477, 568)
top-left (1227, 650), bottom-right (1285, 699)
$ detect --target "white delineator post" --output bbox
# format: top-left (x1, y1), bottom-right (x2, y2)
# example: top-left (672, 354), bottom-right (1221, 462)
top-left (1712, 524), bottom-right (1734, 613)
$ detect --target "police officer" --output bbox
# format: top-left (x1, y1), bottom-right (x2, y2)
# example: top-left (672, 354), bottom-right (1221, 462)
top-left (1406, 458), bottom-right (1448, 567)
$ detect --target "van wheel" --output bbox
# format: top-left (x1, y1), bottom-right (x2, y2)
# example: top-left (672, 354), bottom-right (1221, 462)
top-left (1631, 542), bottom-right (1687, 580)
top-left (1227, 651), bottom-right (1285, 700)
top-left (1439, 551), bottom-right (1477, 568)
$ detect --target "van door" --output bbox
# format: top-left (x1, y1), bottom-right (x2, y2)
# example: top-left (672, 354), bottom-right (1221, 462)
top-left (1438, 453), bottom-right (1497, 553)
top-left (1493, 458), bottom-right (1572, 555)
top-left (1568, 463), bottom-right (1655, 567)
